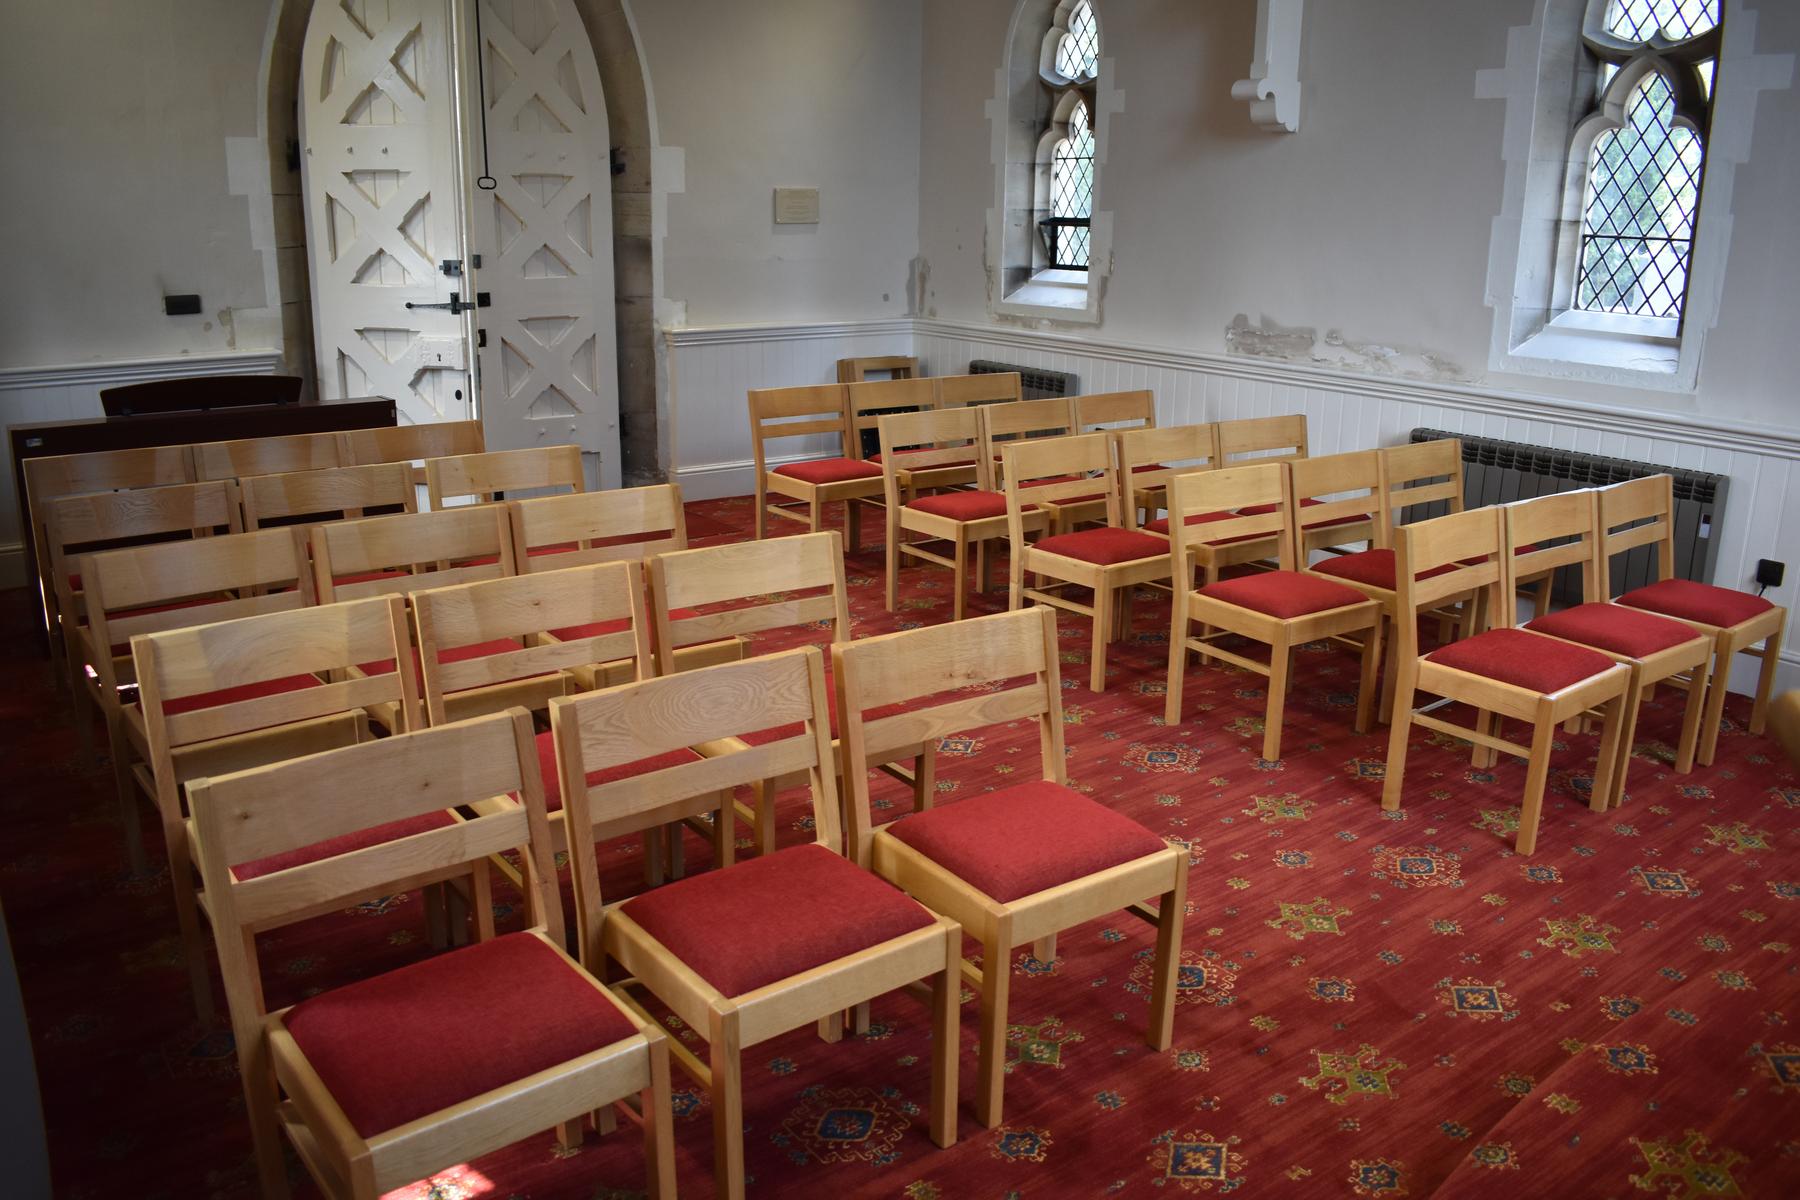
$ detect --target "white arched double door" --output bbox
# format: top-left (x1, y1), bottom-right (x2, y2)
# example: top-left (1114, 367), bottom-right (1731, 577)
top-left (300, 0), bottom-right (618, 483)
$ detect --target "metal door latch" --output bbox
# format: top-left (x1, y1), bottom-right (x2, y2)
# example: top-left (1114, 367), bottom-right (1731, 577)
top-left (405, 291), bottom-right (491, 315)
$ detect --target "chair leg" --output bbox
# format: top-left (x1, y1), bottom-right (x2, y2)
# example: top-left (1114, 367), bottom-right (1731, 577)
top-left (1378, 616), bottom-right (1402, 725)
top-left (1116, 585), bottom-right (1135, 642)
top-left (667, 824), bottom-right (686, 880)
top-left (644, 1039), bottom-right (678, 1200)
top-left (1471, 709), bottom-right (1497, 770)
top-left (951, 532), bottom-right (969, 622)
top-left (238, 1025), bottom-right (292, 1200)
top-left (1353, 619), bottom-right (1382, 736)
top-left (846, 497), bottom-right (862, 554)
top-left (808, 496), bottom-right (823, 539)
top-left (1380, 669), bottom-right (1417, 812)
top-left (1590, 690), bottom-right (1629, 814)
top-left (1514, 706), bottom-right (1558, 856)
top-left (1750, 626), bottom-right (1785, 735)
top-left (976, 537), bottom-right (990, 594)
top-left (1031, 933), bottom-right (1057, 962)
top-left (1261, 636), bottom-right (1291, 763)
top-left (713, 794), bottom-right (736, 869)
top-left (708, 1009), bottom-right (747, 1200)
top-left (912, 743), bottom-right (937, 811)
top-left (1146, 862), bottom-right (1188, 1052)
top-left (753, 484), bottom-right (767, 540)
top-left (751, 781), bottom-right (777, 856)
top-left (975, 922), bottom-right (1013, 1129)
top-left (1696, 635), bottom-right (1732, 767)
top-left (642, 827), bottom-right (667, 888)
top-left (1090, 586), bottom-right (1111, 692)
top-left (107, 710), bottom-right (147, 874)
top-left (470, 859), bottom-right (495, 941)
top-left (1529, 575), bottom-right (1552, 621)
top-left (884, 520), bottom-right (901, 613)
top-left (1164, 606), bottom-right (1188, 726)
top-left (1673, 661), bottom-right (1707, 776)
top-left (163, 802), bottom-right (215, 1022)
top-left (929, 929), bottom-right (960, 1149)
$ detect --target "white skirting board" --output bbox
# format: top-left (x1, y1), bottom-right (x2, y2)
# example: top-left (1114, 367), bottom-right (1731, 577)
top-left (666, 317), bottom-right (1798, 699)
top-left (0, 350), bottom-right (283, 588)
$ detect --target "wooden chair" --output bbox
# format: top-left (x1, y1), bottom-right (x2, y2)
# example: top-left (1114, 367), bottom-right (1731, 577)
top-left (42, 480), bottom-right (240, 712)
top-left (342, 419), bottom-right (485, 475)
top-left (837, 353), bottom-right (918, 382)
top-left (747, 383), bottom-right (883, 549)
top-left (424, 444), bottom-right (586, 510)
top-left (1115, 422), bottom-right (1220, 534)
top-left (1598, 474), bottom-right (1787, 766)
top-left (1164, 463), bottom-right (1383, 761)
top-left (1509, 490), bottom-right (1712, 807)
top-left (936, 370), bottom-right (1022, 412)
top-left (1217, 413), bottom-right (1308, 464)
top-left (22, 445), bottom-right (195, 677)
top-left (1073, 389), bottom-right (1155, 435)
top-left (879, 406), bottom-right (1047, 620)
top-left (130, 595), bottom-right (431, 1020)
top-left (1380, 506), bottom-right (1632, 854)
top-left (834, 606), bottom-right (1186, 1127)
top-left (978, 396), bottom-right (1075, 493)
top-left (187, 710), bottom-right (674, 1200)
top-left (78, 527), bottom-right (316, 871)
top-left (556, 648), bottom-right (959, 1200)
top-left (239, 461), bottom-right (417, 530)
top-left (648, 531), bottom-right (933, 853)
top-left (192, 431), bottom-right (345, 481)
top-left (1286, 449), bottom-right (1383, 557)
top-left (850, 376), bottom-right (962, 499)
top-left (1002, 432), bottom-right (1172, 691)
top-left (311, 505), bottom-right (517, 605)
top-left (509, 484), bottom-right (745, 687)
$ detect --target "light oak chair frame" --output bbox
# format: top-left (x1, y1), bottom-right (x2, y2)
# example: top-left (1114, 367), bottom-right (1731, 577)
top-left (1507, 489), bottom-right (1710, 808)
top-left (849, 375), bottom-right (943, 496)
top-left (1003, 432), bottom-right (1173, 692)
top-left (835, 606), bottom-right (1186, 1128)
top-left (1164, 463), bottom-right (1383, 762)
top-left (837, 354), bottom-right (917, 382)
top-left (1380, 506), bottom-right (1632, 855)
top-left (557, 648), bottom-right (960, 1200)
top-left (188, 709), bottom-right (674, 1200)
top-left (878, 406), bottom-right (1048, 621)
top-left (747, 383), bottom-right (882, 549)
top-left (912, 371), bottom-right (1023, 494)
top-left (193, 431), bottom-right (346, 481)
top-left (239, 461), bottom-right (417, 531)
top-left (424, 444), bottom-right (586, 511)
top-left (132, 595), bottom-right (433, 1020)
top-left (1055, 390), bottom-right (1157, 530)
top-left (1115, 421), bottom-right (1219, 532)
top-left (979, 396), bottom-right (1079, 528)
top-left (311, 505), bottom-right (517, 606)
top-left (1599, 474), bottom-right (1786, 766)
top-left (1288, 448), bottom-right (1383, 557)
top-left (1216, 413), bottom-right (1308, 465)
top-left (342, 419), bottom-right (485, 484)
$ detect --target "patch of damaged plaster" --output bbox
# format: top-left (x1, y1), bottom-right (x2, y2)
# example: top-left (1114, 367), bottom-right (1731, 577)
top-left (1226, 313), bottom-right (1467, 383)
top-left (906, 255), bottom-right (930, 317)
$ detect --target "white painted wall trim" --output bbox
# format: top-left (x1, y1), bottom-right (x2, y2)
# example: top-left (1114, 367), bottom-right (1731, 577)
top-left (0, 350), bottom-right (284, 391)
top-left (664, 318), bottom-right (915, 349)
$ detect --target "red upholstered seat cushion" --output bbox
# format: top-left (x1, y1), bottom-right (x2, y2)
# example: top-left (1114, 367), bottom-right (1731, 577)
top-left (532, 728), bottom-right (702, 813)
top-left (1617, 577), bottom-right (1775, 628)
top-left (885, 779), bottom-right (1167, 902)
top-left (619, 843), bottom-right (934, 996)
top-left (1524, 602), bottom-right (1703, 659)
top-left (1426, 627), bottom-right (1616, 693)
top-left (283, 932), bottom-right (637, 1138)
top-left (907, 489), bottom-right (1009, 521)
top-left (1198, 570), bottom-right (1368, 619)
top-left (233, 809), bottom-right (457, 880)
top-left (772, 457), bottom-right (882, 485)
top-left (1032, 527), bottom-right (1169, 566)
top-left (1311, 549), bottom-right (1457, 590)
top-left (1130, 463), bottom-right (1171, 474)
top-left (357, 637), bottom-right (525, 686)
top-left (161, 673), bottom-right (322, 717)
top-left (1143, 511), bottom-right (1260, 544)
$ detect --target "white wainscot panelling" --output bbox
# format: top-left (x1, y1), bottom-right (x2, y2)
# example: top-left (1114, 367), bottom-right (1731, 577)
top-left (664, 319), bottom-right (913, 500)
top-left (0, 351), bottom-right (283, 586)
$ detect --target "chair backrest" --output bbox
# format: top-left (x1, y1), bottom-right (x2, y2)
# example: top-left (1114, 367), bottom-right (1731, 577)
top-left (80, 527), bottom-right (315, 691)
top-left (1074, 390), bottom-right (1155, 433)
top-left (188, 710), bottom-right (563, 1046)
top-left (311, 504), bottom-right (516, 603)
top-left (1594, 475), bottom-right (1677, 587)
top-left (239, 461), bottom-right (417, 530)
top-left (509, 483), bottom-right (688, 571)
top-left (1388, 507), bottom-right (1507, 660)
top-left (837, 355), bottom-right (917, 383)
top-left (1380, 438), bottom-right (1464, 527)
top-left (746, 384), bottom-right (854, 469)
top-left (1113, 423), bottom-right (1219, 529)
top-left (412, 562), bottom-right (651, 726)
top-left (343, 420), bottom-right (485, 467)
top-left (936, 371), bottom-right (1022, 409)
top-left (425, 445), bottom-right (585, 509)
top-left (43, 480), bottom-right (240, 608)
top-left (833, 607), bottom-right (1063, 866)
top-left (1164, 463), bottom-right (1296, 573)
top-left (648, 530), bottom-right (849, 672)
top-left (24, 446), bottom-right (196, 612)
top-left (552, 647), bottom-right (838, 955)
top-left (979, 398), bottom-right (1076, 485)
top-left (1504, 490), bottom-right (1604, 604)
top-left (1217, 414), bottom-right (1308, 464)
top-left (192, 432), bottom-right (345, 481)
top-left (848, 377), bottom-right (938, 452)
top-left (1288, 449), bottom-right (1384, 548)
top-left (132, 595), bottom-right (423, 771)
top-left (1000, 430), bottom-right (1122, 533)
top-left (875, 407), bottom-right (990, 509)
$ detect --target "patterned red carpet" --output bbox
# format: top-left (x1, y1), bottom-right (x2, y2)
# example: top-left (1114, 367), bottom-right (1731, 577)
top-left (3, 494), bottom-right (1797, 1199)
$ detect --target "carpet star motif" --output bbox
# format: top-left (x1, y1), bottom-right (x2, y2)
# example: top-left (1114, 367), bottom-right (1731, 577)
top-left (1628, 1129), bottom-right (1746, 1199)
top-left (1004, 1016), bottom-right (1084, 1074)
top-left (989, 1125), bottom-right (1052, 1163)
top-left (1373, 846), bottom-right (1462, 888)
top-left (1308, 976), bottom-right (1356, 1003)
top-left (1438, 978), bottom-right (1517, 1022)
top-left (774, 1086), bottom-right (910, 1166)
top-left (1267, 896), bottom-right (1352, 940)
top-left (1631, 865), bottom-right (1703, 899)
top-left (1123, 744), bottom-right (1203, 774)
top-left (1243, 792), bottom-right (1314, 823)
top-left (1592, 1042), bottom-right (1659, 1077)
top-left (1537, 913), bottom-right (1621, 958)
top-left (1300, 1044), bottom-right (1407, 1105)
top-left (1132, 950), bottom-right (1240, 1007)
top-left (1702, 821), bottom-right (1771, 854)
top-left (1751, 1043), bottom-right (1800, 1095)
top-left (1148, 1129), bottom-right (1246, 1192)
top-left (1348, 1157), bottom-right (1408, 1197)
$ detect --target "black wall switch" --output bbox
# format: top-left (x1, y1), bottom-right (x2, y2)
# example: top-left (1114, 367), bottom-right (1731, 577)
top-left (163, 294), bottom-right (202, 316)
top-left (1756, 559), bottom-right (1784, 589)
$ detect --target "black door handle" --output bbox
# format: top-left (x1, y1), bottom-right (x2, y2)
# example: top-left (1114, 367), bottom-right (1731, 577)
top-left (406, 292), bottom-right (491, 315)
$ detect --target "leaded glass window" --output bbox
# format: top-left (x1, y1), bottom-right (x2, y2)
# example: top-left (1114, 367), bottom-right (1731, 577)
top-left (1051, 100), bottom-right (1094, 267)
top-left (1574, 0), bottom-right (1720, 319)
top-left (1035, 2), bottom-right (1100, 273)
top-left (1055, 1), bottom-right (1099, 83)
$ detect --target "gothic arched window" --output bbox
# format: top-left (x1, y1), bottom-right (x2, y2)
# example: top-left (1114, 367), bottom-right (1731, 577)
top-left (1036, 2), bottom-right (1100, 272)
